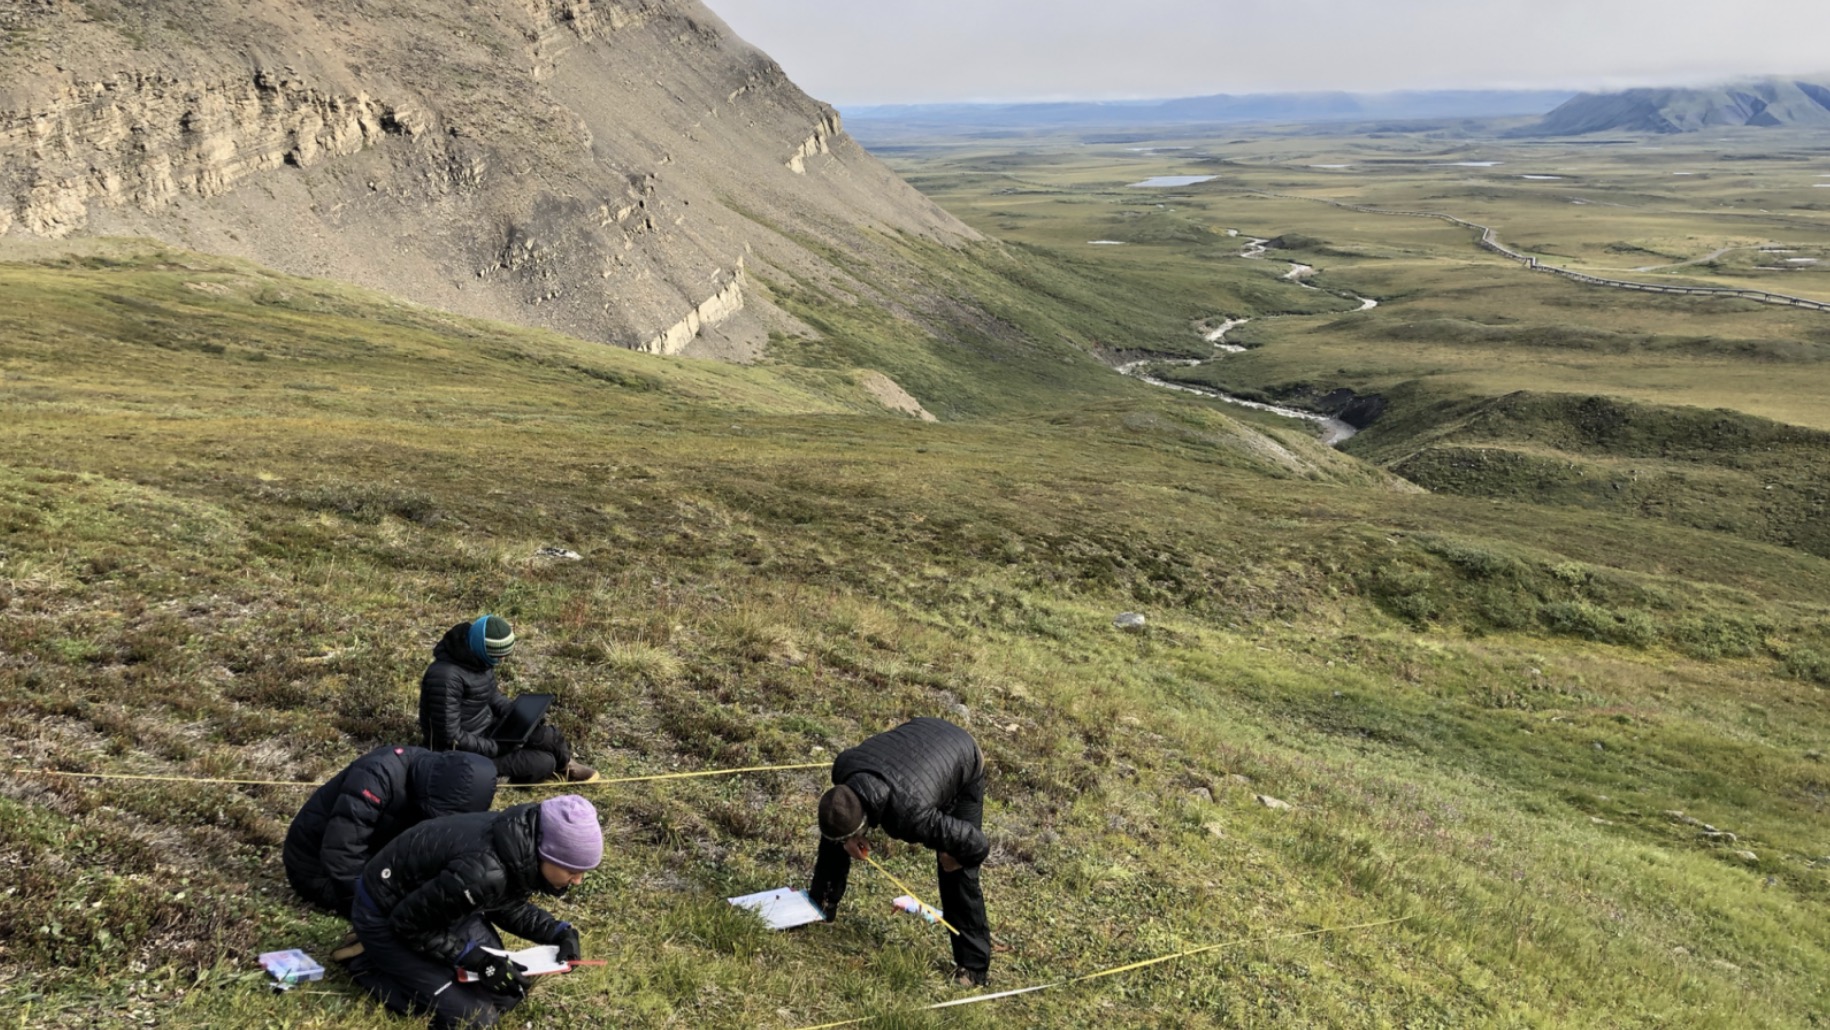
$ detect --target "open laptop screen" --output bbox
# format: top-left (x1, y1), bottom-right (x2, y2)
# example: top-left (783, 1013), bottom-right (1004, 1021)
top-left (491, 693), bottom-right (555, 745)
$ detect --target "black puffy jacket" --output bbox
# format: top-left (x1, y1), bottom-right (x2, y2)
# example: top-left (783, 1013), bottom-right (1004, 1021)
top-left (357, 803), bottom-right (566, 964)
top-left (283, 745), bottom-right (498, 916)
top-left (419, 622), bottom-right (514, 758)
top-left (833, 718), bottom-right (989, 867)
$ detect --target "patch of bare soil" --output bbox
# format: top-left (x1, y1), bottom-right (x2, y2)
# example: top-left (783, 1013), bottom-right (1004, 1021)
top-left (856, 370), bottom-right (937, 421)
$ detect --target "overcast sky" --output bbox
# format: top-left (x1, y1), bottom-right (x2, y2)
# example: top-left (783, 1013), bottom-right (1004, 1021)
top-left (707, 0), bottom-right (1830, 106)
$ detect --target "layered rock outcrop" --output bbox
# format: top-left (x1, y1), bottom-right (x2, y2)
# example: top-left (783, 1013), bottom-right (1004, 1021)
top-left (0, 0), bottom-right (977, 357)
top-left (641, 258), bottom-right (746, 355)
top-left (788, 109), bottom-right (843, 174)
top-left (0, 72), bottom-right (428, 237)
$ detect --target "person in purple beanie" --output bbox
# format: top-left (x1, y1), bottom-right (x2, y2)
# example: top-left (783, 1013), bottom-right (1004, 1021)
top-left (346, 795), bottom-right (604, 1029)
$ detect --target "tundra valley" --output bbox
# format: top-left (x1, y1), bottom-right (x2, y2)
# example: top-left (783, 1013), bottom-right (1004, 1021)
top-left (0, 2), bottom-right (1827, 1027)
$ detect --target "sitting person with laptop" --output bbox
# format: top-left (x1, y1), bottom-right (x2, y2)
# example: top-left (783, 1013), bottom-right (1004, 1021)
top-left (419, 615), bottom-right (596, 784)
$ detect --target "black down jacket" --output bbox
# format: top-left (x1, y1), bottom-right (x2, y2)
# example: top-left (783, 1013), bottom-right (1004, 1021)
top-left (357, 803), bottom-right (565, 964)
top-left (833, 718), bottom-right (989, 867)
top-left (419, 622), bottom-right (513, 758)
top-left (283, 745), bottom-right (498, 916)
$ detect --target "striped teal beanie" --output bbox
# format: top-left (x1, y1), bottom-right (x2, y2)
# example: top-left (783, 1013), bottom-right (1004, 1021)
top-left (469, 615), bottom-right (516, 667)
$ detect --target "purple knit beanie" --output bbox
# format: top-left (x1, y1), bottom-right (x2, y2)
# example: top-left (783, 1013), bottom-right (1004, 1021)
top-left (537, 795), bottom-right (603, 871)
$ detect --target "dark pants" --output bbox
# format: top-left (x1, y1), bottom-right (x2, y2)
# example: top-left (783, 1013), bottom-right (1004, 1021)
top-left (493, 723), bottom-right (570, 784)
top-left (810, 771), bottom-right (992, 976)
top-left (349, 903), bottom-right (523, 1030)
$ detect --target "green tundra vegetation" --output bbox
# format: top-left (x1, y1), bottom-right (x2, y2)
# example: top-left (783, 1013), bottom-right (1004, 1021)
top-left (2, 129), bottom-right (1829, 1029)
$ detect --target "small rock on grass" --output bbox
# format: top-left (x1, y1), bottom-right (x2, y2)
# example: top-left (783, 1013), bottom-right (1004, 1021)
top-left (535, 546), bottom-right (583, 561)
top-left (1735, 850), bottom-right (1760, 864)
top-left (1113, 612), bottom-right (1147, 631)
top-left (1255, 794), bottom-right (1292, 811)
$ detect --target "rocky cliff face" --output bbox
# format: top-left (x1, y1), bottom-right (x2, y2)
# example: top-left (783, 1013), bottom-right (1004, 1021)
top-left (0, 71), bottom-right (430, 237)
top-left (0, 0), bottom-right (976, 358)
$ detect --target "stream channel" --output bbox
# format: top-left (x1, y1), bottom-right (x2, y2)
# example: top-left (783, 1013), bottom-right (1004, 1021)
top-left (1118, 236), bottom-right (1376, 447)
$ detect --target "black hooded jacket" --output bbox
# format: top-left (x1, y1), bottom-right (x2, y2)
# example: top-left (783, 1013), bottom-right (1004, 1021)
top-left (833, 718), bottom-right (989, 867)
top-left (419, 622), bottom-right (514, 758)
top-left (357, 803), bottom-right (566, 964)
top-left (283, 745), bottom-right (497, 916)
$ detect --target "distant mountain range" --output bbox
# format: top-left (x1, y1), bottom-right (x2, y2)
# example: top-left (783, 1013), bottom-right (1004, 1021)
top-left (845, 80), bottom-right (1830, 138)
top-left (844, 90), bottom-right (1576, 132)
top-left (1526, 80), bottom-right (1830, 135)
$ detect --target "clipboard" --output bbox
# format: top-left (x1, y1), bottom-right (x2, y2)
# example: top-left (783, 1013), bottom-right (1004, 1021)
top-left (727, 887), bottom-right (827, 930)
top-left (454, 945), bottom-right (604, 982)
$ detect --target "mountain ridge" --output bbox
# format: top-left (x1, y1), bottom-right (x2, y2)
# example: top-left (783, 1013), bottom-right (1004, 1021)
top-left (1524, 78), bottom-right (1830, 135)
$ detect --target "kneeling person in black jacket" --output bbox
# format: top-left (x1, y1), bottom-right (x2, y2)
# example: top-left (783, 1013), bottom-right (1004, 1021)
top-left (811, 717), bottom-right (992, 987)
top-left (283, 745), bottom-right (497, 917)
top-left (349, 795), bottom-right (602, 1029)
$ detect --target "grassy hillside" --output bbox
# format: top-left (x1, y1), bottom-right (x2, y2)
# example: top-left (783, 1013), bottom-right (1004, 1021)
top-left (752, 231), bottom-right (1204, 416)
top-left (2, 247), bottom-right (1828, 1027)
top-left (1346, 390), bottom-right (1830, 558)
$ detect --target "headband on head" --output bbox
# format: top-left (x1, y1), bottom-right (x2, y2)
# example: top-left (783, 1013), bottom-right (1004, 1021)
top-left (821, 813), bottom-right (868, 843)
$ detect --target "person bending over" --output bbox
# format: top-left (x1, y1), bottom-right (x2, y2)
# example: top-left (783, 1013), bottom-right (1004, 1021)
top-left (418, 614), bottom-right (595, 783)
top-left (811, 717), bottom-right (992, 987)
top-left (347, 795), bottom-right (601, 1029)
top-left (283, 745), bottom-right (497, 918)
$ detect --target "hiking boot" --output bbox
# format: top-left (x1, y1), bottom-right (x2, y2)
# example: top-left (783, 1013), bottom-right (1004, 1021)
top-left (563, 760), bottom-right (599, 783)
top-left (950, 966), bottom-right (988, 988)
top-left (330, 931), bottom-right (364, 963)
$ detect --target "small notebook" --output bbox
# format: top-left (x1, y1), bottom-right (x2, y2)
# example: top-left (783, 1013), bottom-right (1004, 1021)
top-left (727, 887), bottom-right (827, 930)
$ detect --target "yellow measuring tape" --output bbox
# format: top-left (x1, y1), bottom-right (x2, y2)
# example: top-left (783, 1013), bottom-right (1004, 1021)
top-left (788, 915), bottom-right (1411, 1030)
top-left (502, 763), bottom-right (828, 789)
top-left (863, 852), bottom-right (959, 935)
top-left (9, 762), bottom-right (828, 790)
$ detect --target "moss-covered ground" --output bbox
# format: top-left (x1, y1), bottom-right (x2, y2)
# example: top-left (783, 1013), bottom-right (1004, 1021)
top-left (1, 228), bottom-right (1827, 1028)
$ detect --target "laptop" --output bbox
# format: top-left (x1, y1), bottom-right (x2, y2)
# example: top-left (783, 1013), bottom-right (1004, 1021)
top-left (491, 693), bottom-right (555, 746)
